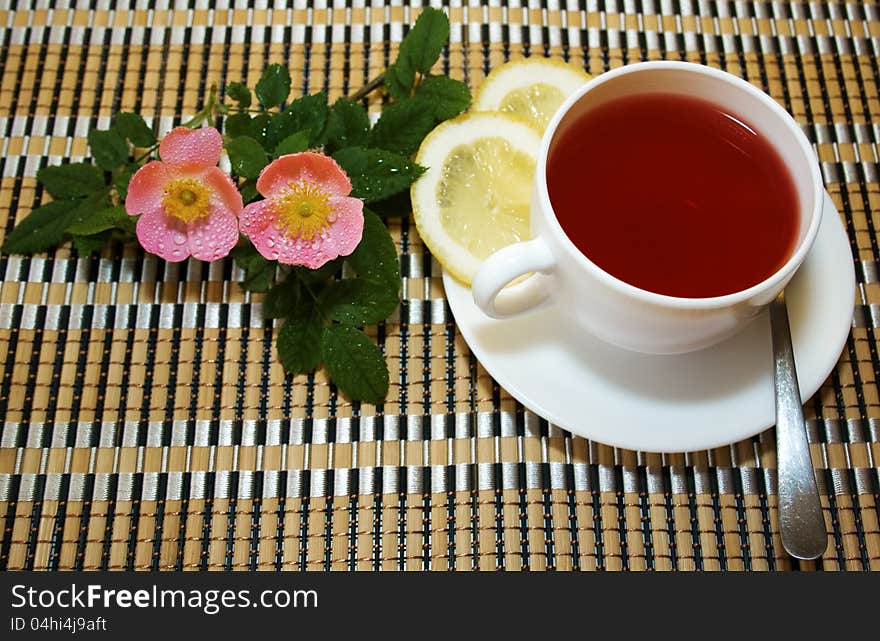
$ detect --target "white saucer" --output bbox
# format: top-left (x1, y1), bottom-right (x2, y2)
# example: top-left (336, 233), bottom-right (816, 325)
top-left (443, 191), bottom-right (856, 452)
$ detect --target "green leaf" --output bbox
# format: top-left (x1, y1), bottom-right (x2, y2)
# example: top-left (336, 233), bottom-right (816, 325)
top-left (72, 231), bottom-right (111, 255)
top-left (276, 303), bottom-right (324, 375)
top-left (225, 136), bottom-right (269, 180)
top-left (367, 190), bottom-right (413, 218)
top-left (332, 147), bottom-right (426, 203)
top-left (255, 63), bottom-right (291, 107)
top-left (232, 241), bottom-right (275, 292)
top-left (293, 257), bottom-right (344, 287)
top-left (63, 192), bottom-right (114, 231)
top-left (318, 278), bottom-right (398, 326)
top-left (405, 8), bottom-right (449, 73)
top-left (414, 75), bottom-right (471, 120)
top-left (113, 112), bottom-right (157, 147)
top-left (239, 180), bottom-right (259, 204)
top-left (225, 112), bottom-right (252, 138)
top-left (347, 208), bottom-right (401, 287)
top-left (225, 81), bottom-right (252, 109)
top-left (384, 62), bottom-right (414, 100)
top-left (113, 164), bottom-right (136, 201)
top-left (322, 325), bottom-right (389, 404)
top-left (248, 113), bottom-right (272, 147)
top-left (274, 131), bottom-right (310, 156)
top-left (268, 92), bottom-right (329, 148)
top-left (369, 99), bottom-right (435, 156)
top-left (2, 197), bottom-right (102, 254)
top-left (66, 205), bottom-right (135, 236)
top-left (324, 98), bottom-right (370, 151)
top-left (263, 278), bottom-right (301, 319)
top-left (36, 163), bottom-right (105, 199)
top-left (88, 129), bottom-right (129, 171)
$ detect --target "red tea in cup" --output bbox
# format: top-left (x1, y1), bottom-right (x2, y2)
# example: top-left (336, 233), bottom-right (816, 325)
top-left (546, 92), bottom-right (800, 298)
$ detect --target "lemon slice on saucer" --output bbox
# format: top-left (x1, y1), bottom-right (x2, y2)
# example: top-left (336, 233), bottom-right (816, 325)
top-left (412, 113), bottom-right (542, 285)
top-left (473, 58), bottom-right (591, 131)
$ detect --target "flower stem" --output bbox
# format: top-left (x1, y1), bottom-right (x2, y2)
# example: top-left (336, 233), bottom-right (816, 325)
top-left (348, 71), bottom-right (386, 102)
top-left (132, 145), bottom-right (158, 164)
top-left (183, 84), bottom-right (219, 129)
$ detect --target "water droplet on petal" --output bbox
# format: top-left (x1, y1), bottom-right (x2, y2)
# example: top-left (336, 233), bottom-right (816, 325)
top-left (174, 233), bottom-right (187, 245)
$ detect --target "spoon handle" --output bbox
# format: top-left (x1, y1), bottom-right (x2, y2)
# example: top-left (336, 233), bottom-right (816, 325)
top-left (770, 292), bottom-right (827, 560)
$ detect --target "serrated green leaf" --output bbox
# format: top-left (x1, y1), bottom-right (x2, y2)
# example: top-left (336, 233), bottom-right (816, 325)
top-left (414, 75), bottom-right (471, 120)
top-left (232, 241), bottom-right (275, 292)
top-left (332, 147), bottom-right (426, 203)
top-left (274, 131), bottom-right (310, 156)
top-left (72, 231), bottom-right (111, 255)
top-left (66, 205), bottom-right (135, 236)
top-left (290, 92), bottom-right (329, 146)
top-left (225, 136), bottom-right (269, 180)
top-left (263, 278), bottom-right (301, 319)
top-left (248, 113), bottom-right (272, 147)
top-left (225, 112), bottom-right (252, 138)
top-left (277, 303), bottom-right (324, 375)
top-left (255, 63), bottom-right (291, 107)
top-left (324, 99), bottom-right (370, 151)
top-left (243, 266), bottom-right (273, 292)
top-left (369, 99), bottom-right (435, 156)
top-left (2, 195), bottom-right (105, 255)
top-left (267, 93), bottom-right (329, 149)
top-left (113, 112), bottom-right (156, 147)
top-left (225, 81), bottom-right (252, 109)
top-left (396, 8), bottom-right (449, 75)
top-left (88, 129), bottom-right (129, 170)
top-left (293, 257), bottom-right (344, 287)
top-left (322, 325), bottom-right (389, 404)
top-left (318, 278), bottom-right (398, 326)
top-left (347, 209), bottom-right (401, 287)
top-left (63, 192), bottom-right (114, 231)
top-left (384, 62), bottom-right (414, 100)
top-left (37, 163), bottom-right (105, 199)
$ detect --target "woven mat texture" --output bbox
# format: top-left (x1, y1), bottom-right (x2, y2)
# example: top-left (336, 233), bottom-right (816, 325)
top-left (0, 1), bottom-right (879, 572)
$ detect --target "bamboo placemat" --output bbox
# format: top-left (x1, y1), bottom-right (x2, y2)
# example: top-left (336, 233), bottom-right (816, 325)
top-left (0, 0), bottom-right (878, 572)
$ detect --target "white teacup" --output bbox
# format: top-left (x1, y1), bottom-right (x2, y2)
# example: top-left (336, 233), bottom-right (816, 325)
top-left (471, 61), bottom-right (824, 355)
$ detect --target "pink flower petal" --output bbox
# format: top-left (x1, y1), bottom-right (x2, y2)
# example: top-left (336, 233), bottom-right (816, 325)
top-left (256, 152), bottom-right (352, 199)
top-left (251, 196), bottom-right (364, 268)
top-left (125, 161), bottom-right (174, 217)
top-left (201, 166), bottom-right (243, 214)
top-left (159, 126), bottom-right (223, 166)
top-left (136, 208), bottom-right (190, 262)
top-left (240, 198), bottom-right (276, 238)
top-left (321, 196), bottom-right (365, 258)
top-left (246, 223), bottom-right (290, 263)
top-left (187, 206), bottom-right (239, 261)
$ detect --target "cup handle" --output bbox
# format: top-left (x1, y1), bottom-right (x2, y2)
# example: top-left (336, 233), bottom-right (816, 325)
top-left (472, 237), bottom-right (557, 318)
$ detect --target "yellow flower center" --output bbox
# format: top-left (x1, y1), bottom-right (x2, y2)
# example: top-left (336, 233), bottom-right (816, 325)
top-left (274, 180), bottom-right (333, 240)
top-left (162, 178), bottom-right (212, 223)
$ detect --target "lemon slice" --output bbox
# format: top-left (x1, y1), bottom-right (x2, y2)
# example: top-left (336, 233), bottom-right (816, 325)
top-left (412, 113), bottom-right (542, 284)
top-left (473, 58), bottom-right (591, 131)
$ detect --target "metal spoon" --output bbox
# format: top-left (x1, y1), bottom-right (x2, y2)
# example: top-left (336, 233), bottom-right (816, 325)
top-left (769, 291), bottom-right (827, 560)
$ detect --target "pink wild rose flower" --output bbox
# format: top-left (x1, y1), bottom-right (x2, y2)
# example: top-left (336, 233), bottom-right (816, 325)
top-left (240, 152), bottom-right (364, 268)
top-left (125, 126), bottom-right (243, 262)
